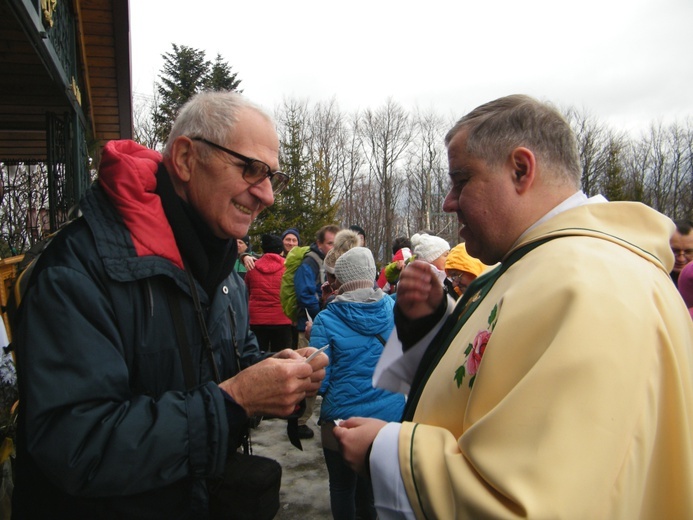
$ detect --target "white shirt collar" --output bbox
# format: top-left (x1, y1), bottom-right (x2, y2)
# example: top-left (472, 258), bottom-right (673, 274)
top-left (518, 191), bottom-right (608, 241)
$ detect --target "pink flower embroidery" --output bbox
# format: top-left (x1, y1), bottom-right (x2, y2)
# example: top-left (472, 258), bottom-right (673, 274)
top-left (467, 330), bottom-right (491, 376)
top-left (454, 304), bottom-right (497, 389)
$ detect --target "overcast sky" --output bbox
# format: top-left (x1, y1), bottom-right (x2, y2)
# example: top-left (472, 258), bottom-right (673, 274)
top-left (130, 0), bottom-right (693, 136)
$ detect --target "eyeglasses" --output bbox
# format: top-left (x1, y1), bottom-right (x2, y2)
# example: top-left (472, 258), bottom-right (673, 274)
top-left (449, 273), bottom-right (469, 286)
top-left (191, 137), bottom-right (290, 194)
top-left (672, 248), bottom-right (693, 260)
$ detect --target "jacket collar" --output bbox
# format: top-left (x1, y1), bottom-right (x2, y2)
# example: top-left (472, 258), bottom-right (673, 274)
top-left (155, 163), bottom-right (236, 296)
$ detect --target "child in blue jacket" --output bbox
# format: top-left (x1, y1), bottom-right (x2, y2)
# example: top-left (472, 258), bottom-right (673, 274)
top-left (311, 247), bottom-right (405, 520)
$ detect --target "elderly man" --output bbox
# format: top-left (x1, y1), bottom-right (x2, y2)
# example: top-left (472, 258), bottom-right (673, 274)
top-left (12, 91), bottom-right (327, 518)
top-left (336, 95), bottom-right (693, 519)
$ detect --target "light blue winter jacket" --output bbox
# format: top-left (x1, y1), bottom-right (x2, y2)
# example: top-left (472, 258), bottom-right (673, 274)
top-left (310, 287), bottom-right (405, 422)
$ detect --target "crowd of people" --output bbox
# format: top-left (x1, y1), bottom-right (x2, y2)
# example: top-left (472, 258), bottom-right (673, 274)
top-left (9, 89), bottom-right (693, 519)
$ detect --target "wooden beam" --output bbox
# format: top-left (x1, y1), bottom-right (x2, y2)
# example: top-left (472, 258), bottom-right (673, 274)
top-left (112, 0), bottom-right (132, 139)
top-left (73, 0), bottom-right (96, 139)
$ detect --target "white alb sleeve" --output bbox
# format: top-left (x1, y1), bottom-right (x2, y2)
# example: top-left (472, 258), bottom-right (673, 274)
top-left (370, 422), bottom-right (416, 520)
top-left (373, 295), bottom-right (454, 394)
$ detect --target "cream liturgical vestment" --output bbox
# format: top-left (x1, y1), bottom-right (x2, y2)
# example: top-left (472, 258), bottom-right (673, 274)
top-left (389, 201), bottom-right (693, 519)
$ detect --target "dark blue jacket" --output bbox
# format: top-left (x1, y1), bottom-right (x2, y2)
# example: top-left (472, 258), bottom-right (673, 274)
top-left (294, 243), bottom-right (324, 331)
top-left (12, 140), bottom-right (262, 519)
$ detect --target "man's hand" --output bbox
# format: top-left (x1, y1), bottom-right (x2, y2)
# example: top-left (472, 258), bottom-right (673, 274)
top-left (242, 255), bottom-right (256, 271)
top-left (219, 356), bottom-right (318, 417)
top-left (294, 347), bottom-right (328, 396)
top-left (334, 417), bottom-right (387, 477)
top-left (395, 260), bottom-right (444, 320)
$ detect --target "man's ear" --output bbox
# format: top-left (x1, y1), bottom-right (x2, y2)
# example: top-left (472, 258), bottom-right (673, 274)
top-left (509, 147), bottom-right (536, 194)
top-left (168, 136), bottom-right (196, 183)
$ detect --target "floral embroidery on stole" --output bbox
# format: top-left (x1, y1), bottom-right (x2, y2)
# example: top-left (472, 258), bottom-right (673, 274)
top-left (454, 304), bottom-right (498, 388)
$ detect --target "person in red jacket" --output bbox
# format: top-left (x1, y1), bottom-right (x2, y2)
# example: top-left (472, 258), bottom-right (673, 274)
top-left (245, 234), bottom-right (293, 352)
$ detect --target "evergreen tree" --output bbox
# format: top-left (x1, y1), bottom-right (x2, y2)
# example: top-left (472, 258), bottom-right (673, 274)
top-left (254, 100), bottom-right (338, 242)
top-left (205, 54), bottom-right (242, 92)
top-left (152, 44), bottom-right (209, 144)
top-left (151, 44), bottom-right (242, 144)
top-left (254, 104), bottom-right (312, 238)
top-left (601, 139), bottom-right (627, 201)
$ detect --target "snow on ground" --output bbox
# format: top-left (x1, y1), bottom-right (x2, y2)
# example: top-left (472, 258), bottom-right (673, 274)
top-left (250, 396), bottom-right (332, 519)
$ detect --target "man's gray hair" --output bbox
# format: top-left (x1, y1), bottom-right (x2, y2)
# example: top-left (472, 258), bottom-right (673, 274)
top-left (444, 94), bottom-right (582, 187)
top-left (163, 90), bottom-right (274, 160)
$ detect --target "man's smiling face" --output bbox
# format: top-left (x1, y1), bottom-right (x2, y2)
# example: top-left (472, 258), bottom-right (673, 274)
top-left (185, 108), bottom-right (278, 239)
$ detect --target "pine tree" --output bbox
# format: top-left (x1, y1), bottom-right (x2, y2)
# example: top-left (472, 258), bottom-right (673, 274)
top-left (601, 139), bottom-right (627, 201)
top-left (205, 54), bottom-right (242, 92)
top-left (151, 45), bottom-right (243, 144)
top-left (254, 104), bottom-right (311, 237)
top-left (253, 100), bottom-right (338, 242)
top-left (152, 44), bottom-right (208, 143)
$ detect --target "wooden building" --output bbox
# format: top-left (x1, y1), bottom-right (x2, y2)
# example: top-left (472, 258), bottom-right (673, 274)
top-left (0, 0), bottom-right (132, 337)
top-left (0, 0), bottom-right (132, 230)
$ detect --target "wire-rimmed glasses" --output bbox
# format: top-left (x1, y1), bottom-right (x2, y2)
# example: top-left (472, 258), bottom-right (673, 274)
top-left (191, 137), bottom-right (290, 194)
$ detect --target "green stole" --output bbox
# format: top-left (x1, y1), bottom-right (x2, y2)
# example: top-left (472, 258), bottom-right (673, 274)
top-left (402, 238), bottom-right (555, 421)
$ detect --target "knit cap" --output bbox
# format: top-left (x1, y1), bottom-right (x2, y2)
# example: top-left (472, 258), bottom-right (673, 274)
top-left (261, 234), bottom-right (283, 255)
top-left (334, 247), bottom-right (377, 292)
top-left (324, 229), bottom-right (361, 274)
top-left (445, 243), bottom-right (487, 277)
top-left (281, 228), bottom-right (300, 243)
top-left (411, 233), bottom-right (450, 263)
